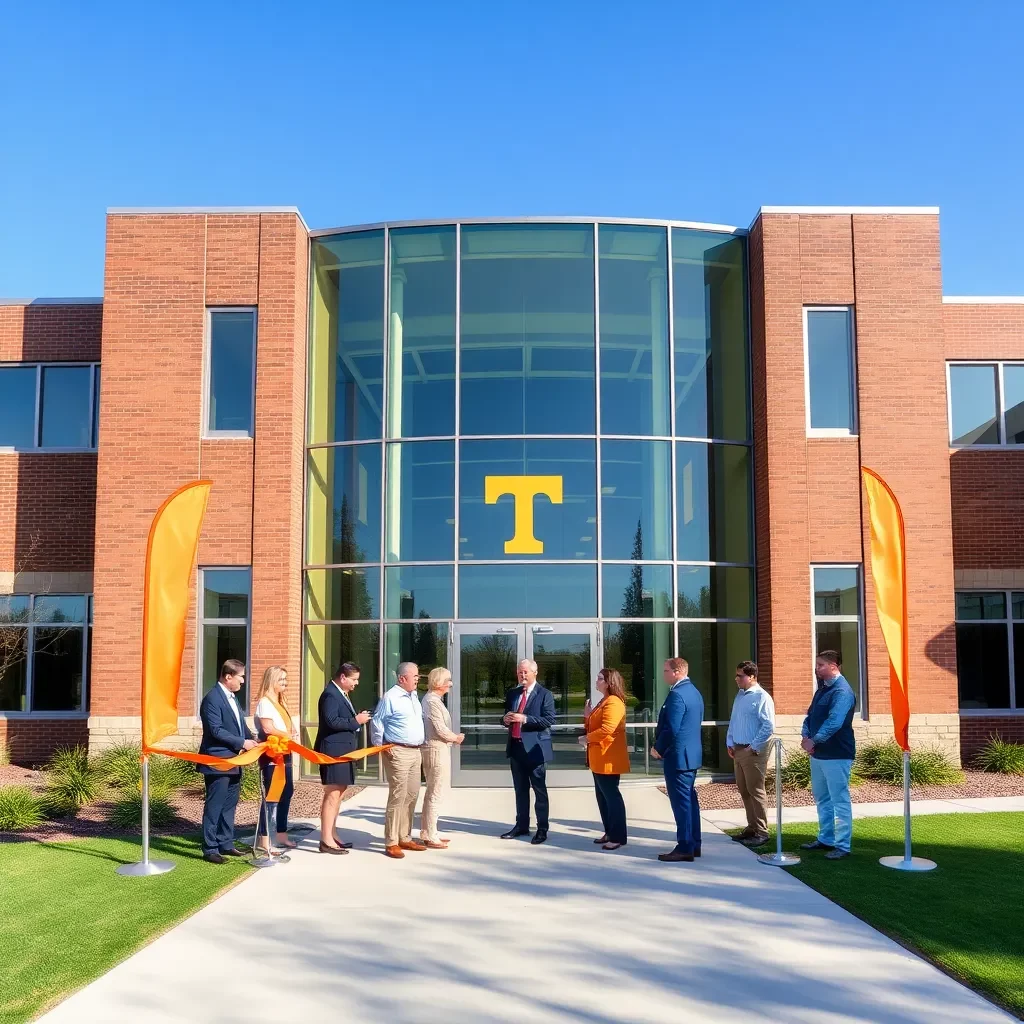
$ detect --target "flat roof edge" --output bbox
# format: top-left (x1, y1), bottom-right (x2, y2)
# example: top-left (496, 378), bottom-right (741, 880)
top-left (107, 206), bottom-right (310, 232)
top-left (757, 205), bottom-right (940, 216)
top-left (309, 216), bottom-right (746, 237)
top-left (943, 296), bottom-right (1024, 304)
top-left (0, 297), bottom-right (103, 306)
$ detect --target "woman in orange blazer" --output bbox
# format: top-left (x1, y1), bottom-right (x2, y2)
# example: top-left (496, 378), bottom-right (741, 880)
top-left (579, 667), bottom-right (631, 850)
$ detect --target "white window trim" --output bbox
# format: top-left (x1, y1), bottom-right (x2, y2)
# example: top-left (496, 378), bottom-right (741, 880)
top-left (0, 593), bottom-right (90, 716)
top-left (202, 307), bottom-right (257, 439)
top-left (803, 306), bottom-right (858, 438)
top-left (810, 564), bottom-right (867, 717)
top-left (954, 589), bottom-right (1021, 714)
top-left (0, 362), bottom-right (100, 454)
top-left (197, 567), bottom-right (252, 706)
top-left (946, 360), bottom-right (1024, 449)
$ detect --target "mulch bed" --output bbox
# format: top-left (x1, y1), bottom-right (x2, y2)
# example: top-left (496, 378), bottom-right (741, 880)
top-left (0, 762), bottom-right (362, 844)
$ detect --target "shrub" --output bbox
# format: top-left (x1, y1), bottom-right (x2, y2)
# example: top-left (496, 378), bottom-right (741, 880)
top-left (40, 791), bottom-right (80, 819)
top-left (974, 736), bottom-right (1024, 776)
top-left (108, 784), bottom-right (177, 830)
top-left (0, 785), bottom-right (45, 831)
top-left (43, 745), bottom-right (102, 810)
top-left (765, 747), bottom-right (865, 790)
top-left (239, 762), bottom-right (261, 801)
top-left (149, 751), bottom-right (200, 791)
top-left (857, 740), bottom-right (964, 786)
top-left (98, 742), bottom-right (144, 790)
top-left (0, 740), bottom-right (10, 766)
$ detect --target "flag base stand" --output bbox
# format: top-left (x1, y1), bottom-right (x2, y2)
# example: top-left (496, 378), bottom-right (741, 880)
top-left (757, 740), bottom-right (801, 868)
top-left (758, 851), bottom-right (801, 867)
top-left (879, 855), bottom-right (936, 872)
top-left (117, 859), bottom-right (176, 876)
top-left (879, 750), bottom-right (937, 873)
top-left (117, 758), bottom-right (176, 877)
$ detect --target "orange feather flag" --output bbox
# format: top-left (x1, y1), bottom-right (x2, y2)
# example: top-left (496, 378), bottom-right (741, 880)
top-left (861, 468), bottom-right (911, 751)
top-left (141, 481), bottom-right (212, 750)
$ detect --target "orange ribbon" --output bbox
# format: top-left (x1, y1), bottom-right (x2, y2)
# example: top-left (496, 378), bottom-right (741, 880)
top-left (144, 738), bottom-right (392, 803)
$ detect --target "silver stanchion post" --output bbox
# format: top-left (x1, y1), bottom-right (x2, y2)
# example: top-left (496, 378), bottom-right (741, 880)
top-left (880, 750), bottom-right (936, 872)
top-left (117, 754), bottom-right (175, 876)
top-left (758, 738), bottom-right (800, 867)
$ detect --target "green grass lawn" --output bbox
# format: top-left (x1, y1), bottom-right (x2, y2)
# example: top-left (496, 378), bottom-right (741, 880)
top-left (767, 812), bottom-right (1024, 1019)
top-left (0, 835), bottom-right (250, 1024)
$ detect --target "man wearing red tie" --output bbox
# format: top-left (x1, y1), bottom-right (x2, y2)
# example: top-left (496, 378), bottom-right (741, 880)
top-left (500, 659), bottom-right (557, 845)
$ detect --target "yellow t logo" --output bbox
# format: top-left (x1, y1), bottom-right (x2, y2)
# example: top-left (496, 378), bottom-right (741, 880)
top-left (484, 475), bottom-right (564, 554)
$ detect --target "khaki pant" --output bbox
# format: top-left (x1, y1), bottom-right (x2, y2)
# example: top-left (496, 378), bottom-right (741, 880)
top-left (733, 743), bottom-right (770, 836)
top-left (419, 741), bottom-right (451, 842)
top-left (383, 746), bottom-right (422, 847)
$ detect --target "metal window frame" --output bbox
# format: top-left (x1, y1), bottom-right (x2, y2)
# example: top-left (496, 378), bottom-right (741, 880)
top-left (196, 567), bottom-right (253, 706)
top-left (0, 592), bottom-right (90, 717)
top-left (946, 360), bottom-right (1024, 449)
top-left (0, 361), bottom-right (100, 454)
top-left (202, 307), bottom-right (258, 439)
top-left (954, 588), bottom-right (1022, 714)
top-left (803, 306), bottom-right (858, 438)
top-left (809, 563), bottom-right (868, 717)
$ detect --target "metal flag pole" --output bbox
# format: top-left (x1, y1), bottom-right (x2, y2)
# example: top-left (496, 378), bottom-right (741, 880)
top-left (117, 754), bottom-right (175, 876)
top-left (758, 738), bottom-right (800, 867)
top-left (880, 750), bottom-right (936, 872)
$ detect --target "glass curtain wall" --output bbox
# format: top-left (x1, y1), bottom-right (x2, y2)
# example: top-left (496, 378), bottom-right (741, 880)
top-left (305, 220), bottom-right (753, 776)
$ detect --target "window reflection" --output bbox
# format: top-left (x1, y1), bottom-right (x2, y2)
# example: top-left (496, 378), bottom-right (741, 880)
top-left (806, 309), bottom-right (856, 433)
top-left (385, 440), bottom-right (454, 562)
top-left (460, 224), bottom-right (595, 435)
top-left (678, 621), bottom-right (754, 722)
top-left (306, 444), bottom-right (382, 565)
top-left (602, 620), bottom-right (673, 718)
top-left (599, 225), bottom-right (669, 436)
top-left (458, 563), bottom-right (597, 618)
top-left (676, 565), bottom-right (752, 619)
top-left (600, 439), bottom-right (672, 559)
top-left (384, 565), bottom-right (455, 620)
top-left (675, 442), bottom-right (752, 563)
top-left (601, 564), bottom-right (673, 618)
top-left (305, 568), bottom-right (381, 621)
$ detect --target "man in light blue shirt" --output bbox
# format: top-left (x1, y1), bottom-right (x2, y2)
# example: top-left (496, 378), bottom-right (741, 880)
top-left (371, 662), bottom-right (426, 857)
top-left (726, 660), bottom-right (775, 846)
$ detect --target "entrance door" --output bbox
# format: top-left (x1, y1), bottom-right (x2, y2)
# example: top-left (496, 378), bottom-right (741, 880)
top-left (452, 622), bottom-right (598, 786)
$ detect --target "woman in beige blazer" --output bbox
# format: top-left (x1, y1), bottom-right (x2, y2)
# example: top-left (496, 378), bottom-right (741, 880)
top-left (419, 667), bottom-right (464, 848)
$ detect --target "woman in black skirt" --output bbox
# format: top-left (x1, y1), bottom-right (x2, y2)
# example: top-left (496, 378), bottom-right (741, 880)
top-left (315, 662), bottom-right (370, 854)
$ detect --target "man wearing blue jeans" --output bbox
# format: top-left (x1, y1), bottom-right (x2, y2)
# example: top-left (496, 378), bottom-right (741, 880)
top-left (800, 650), bottom-right (856, 861)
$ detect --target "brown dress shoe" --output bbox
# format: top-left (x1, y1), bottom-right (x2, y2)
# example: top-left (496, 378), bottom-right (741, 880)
top-left (399, 839), bottom-right (427, 852)
top-left (658, 850), bottom-right (695, 862)
top-left (318, 841), bottom-right (349, 855)
top-left (385, 845), bottom-right (405, 859)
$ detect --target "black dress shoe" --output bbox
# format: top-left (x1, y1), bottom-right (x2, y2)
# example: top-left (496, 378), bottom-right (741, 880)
top-left (694, 848), bottom-right (701, 858)
top-left (531, 829), bottom-right (548, 845)
top-left (333, 839), bottom-right (354, 850)
top-left (203, 853), bottom-right (227, 865)
top-left (800, 840), bottom-right (835, 851)
top-left (658, 850), bottom-right (694, 862)
top-left (219, 848), bottom-right (243, 857)
top-left (500, 827), bottom-right (530, 840)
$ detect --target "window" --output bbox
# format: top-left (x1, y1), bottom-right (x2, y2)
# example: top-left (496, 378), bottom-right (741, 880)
top-left (955, 591), bottom-right (1023, 711)
top-left (0, 594), bottom-right (90, 713)
top-left (811, 565), bottom-right (864, 710)
top-left (0, 363), bottom-right (100, 451)
top-left (947, 362), bottom-right (1024, 446)
top-left (804, 308), bottom-right (856, 435)
top-left (206, 309), bottom-right (256, 436)
top-left (198, 569), bottom-right (251, 703)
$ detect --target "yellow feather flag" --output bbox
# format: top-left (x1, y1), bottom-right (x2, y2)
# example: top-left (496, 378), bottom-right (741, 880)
top-left (141, 481), bottom-right (212, 750)
top-left (861, 468), bottom-right (911, 751)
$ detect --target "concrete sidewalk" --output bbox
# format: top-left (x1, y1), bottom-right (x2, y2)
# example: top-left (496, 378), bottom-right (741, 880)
top-left (42, 786), bottom-right (1014, 1024)
top-left (705, 793), bottom-right (1024, 830)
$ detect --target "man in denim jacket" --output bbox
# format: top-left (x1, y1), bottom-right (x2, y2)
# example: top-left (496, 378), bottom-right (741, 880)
top-left (799, 650), bottom-right (856, 860)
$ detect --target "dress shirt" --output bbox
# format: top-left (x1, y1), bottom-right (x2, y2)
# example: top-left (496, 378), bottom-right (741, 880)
top-left (801, 674), bottom-right (856, 745)
top-left (370, 684), bottom-right (425, 746)
top-left (726, 683), bottom-right (775, 752)
top-left (332, 680), bottom-right (357, 715)
top-left (218, 682), bottom-right (242, 731)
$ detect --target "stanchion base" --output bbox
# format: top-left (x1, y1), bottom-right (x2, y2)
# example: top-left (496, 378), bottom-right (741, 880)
top-left (249, 853), bottom-right (290, 869)
top-left (757, 852), bottom-right (801, 867)
top-left (879, 855), bottom-right (937, 872)
top-left (116, 859), bottom-right (176, 877)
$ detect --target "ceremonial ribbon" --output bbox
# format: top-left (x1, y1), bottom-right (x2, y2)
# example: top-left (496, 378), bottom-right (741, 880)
top-left (144, 739), bottom-right (392, 803)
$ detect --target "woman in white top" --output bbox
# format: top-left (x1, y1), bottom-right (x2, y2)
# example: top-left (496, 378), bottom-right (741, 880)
top-left (419, 667), bottom-right (464, 848)
top-left (254, 665), bottom-right (300, 856)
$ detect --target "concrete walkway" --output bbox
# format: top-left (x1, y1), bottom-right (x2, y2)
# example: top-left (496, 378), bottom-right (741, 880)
top-left (43, 786), bottom-right (1015, 1024)
top-left (706, 793), bottom-right (1024, 830)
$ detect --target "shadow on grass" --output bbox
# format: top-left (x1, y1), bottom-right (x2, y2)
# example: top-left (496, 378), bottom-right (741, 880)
top-left (28, 832), bottom-right (210, 866)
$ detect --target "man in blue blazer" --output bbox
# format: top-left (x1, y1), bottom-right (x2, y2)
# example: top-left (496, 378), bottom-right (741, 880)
top-left (500, 658), bottom-right (557, 845)
top-left (198, 659), bottom-right (256, 863)
top-left (652, 656), bottom-right (705, 862)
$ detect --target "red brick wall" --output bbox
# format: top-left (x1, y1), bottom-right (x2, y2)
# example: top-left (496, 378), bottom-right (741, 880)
top-left (752, 212), bottom-right (957, 718)
top-left (0, 718), bottom-right (89, 767)
top-left (0, 303), bottom-right (102, 362)
top-left (960, 717), bottom-right (1024, 760)
top-left (91, 213), bottom-right (308, 720)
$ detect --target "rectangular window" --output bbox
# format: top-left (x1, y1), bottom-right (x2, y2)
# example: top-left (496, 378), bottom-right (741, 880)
top-left (954, 589), bottom-right (1020, 710)
top-left (947, 362), bottom-right (1024, 446)
top-left (811, 565), bottom-right (864, 711)
top-left (804, 308), bottom-right (856, 435)
top-left (0, 364), bottom-right (99, 451)
top-left (0, 594), bottom-right (90, 713)
top-left (198, 568), bottom-right (251, 703)
top-left (206, 309), bottom-right (256, 436)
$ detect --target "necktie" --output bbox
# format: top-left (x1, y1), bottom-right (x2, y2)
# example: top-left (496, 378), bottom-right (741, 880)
top-left (512, 689), bottom-right (528, 739)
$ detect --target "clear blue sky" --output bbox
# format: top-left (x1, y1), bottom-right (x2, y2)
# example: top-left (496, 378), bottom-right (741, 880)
top-left (2, 1), bottom-right (1022, 296)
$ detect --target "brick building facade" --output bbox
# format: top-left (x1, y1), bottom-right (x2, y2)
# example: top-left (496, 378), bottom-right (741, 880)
top-left (1, 205), bottom-right (1020, 772)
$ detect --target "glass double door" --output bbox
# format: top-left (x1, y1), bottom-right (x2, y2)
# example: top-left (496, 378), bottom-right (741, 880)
top-left (452, 622), bottom-right (599, 786)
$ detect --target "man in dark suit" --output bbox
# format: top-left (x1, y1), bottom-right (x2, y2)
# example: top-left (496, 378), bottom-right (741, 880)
top-left (500, 658), bottom-right (557, 845)
top-left (198, 659), bottom-right (256, 864)
top-left (652, 656), bottom-right (705, 862)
